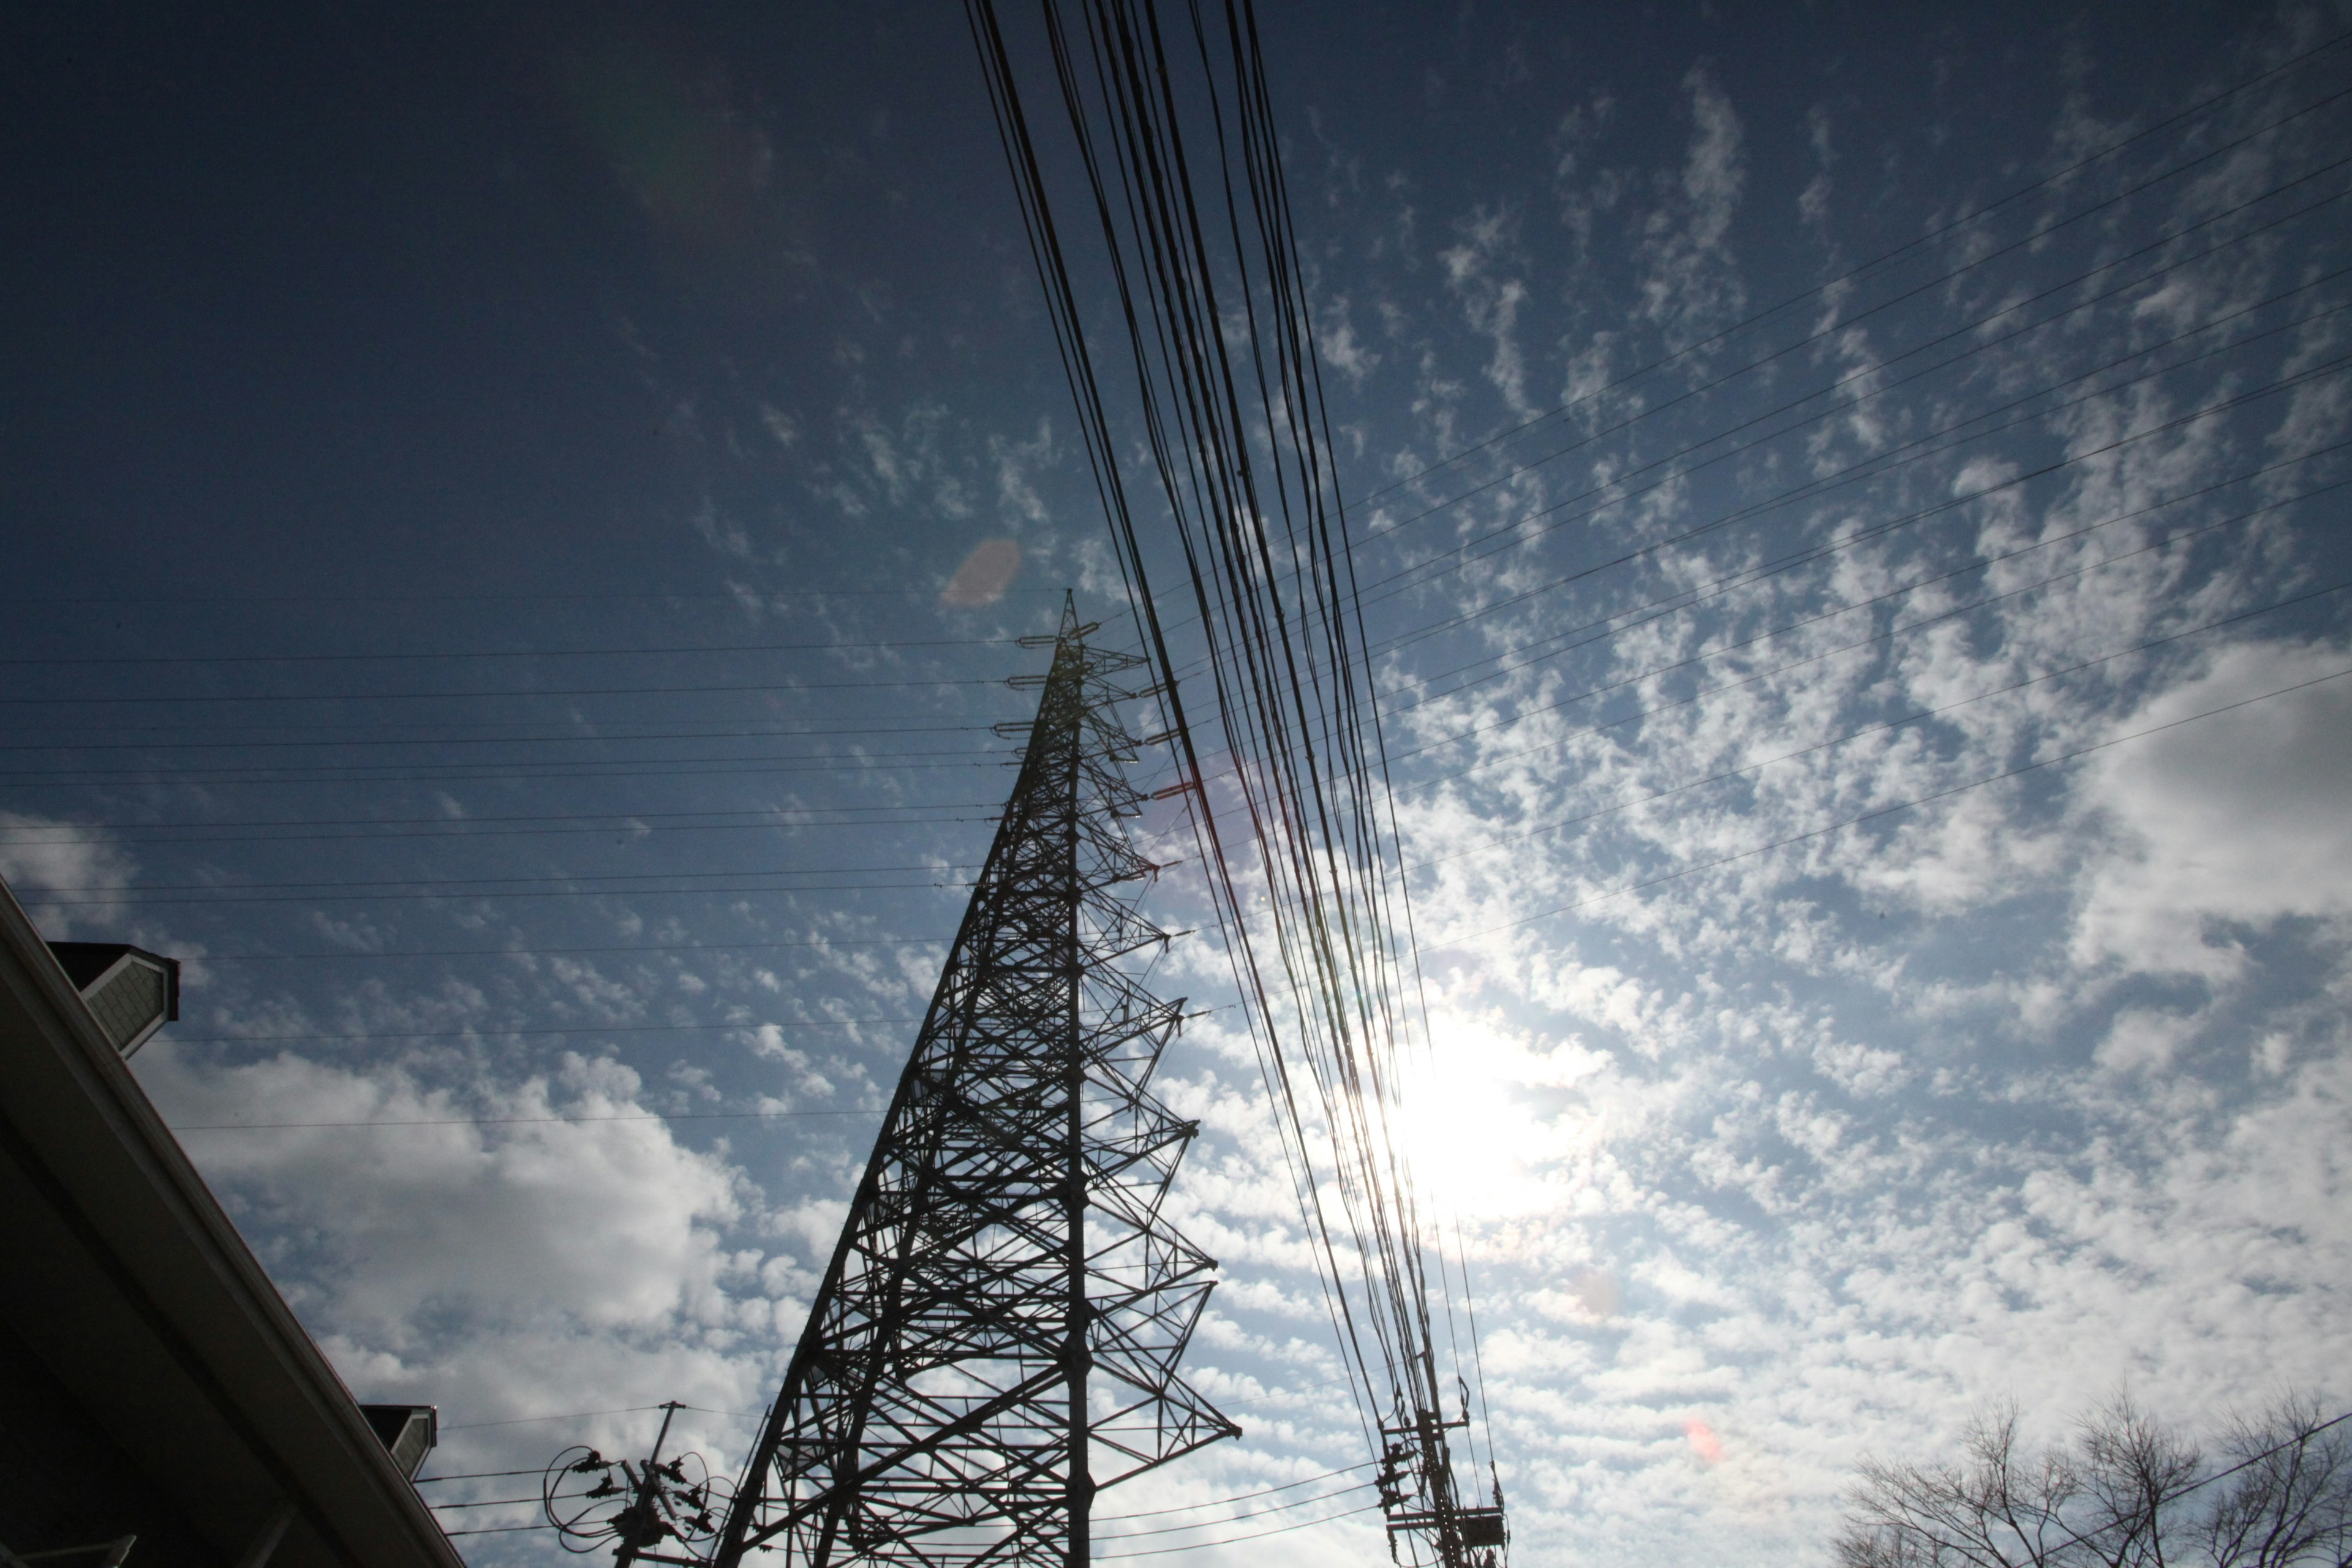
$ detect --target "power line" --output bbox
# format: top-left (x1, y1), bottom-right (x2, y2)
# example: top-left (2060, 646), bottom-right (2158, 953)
top-left (441, 1404), bottom-right (679, 1431)
top-left (1267, 273), bottom-right (2352, 718)
top-left (1113, 338), bottom-right (2344, 805)
top-left (29, 884), bottom-right (964, 907)
top-left (1895, 1407), bottom-right (2352, 1567)
top-left (0, 672), bottom-right (1018, 707)
top-left (1367, 273), bottom-right (2352, 698)
top-left (1381, 428), bottom-right (2349, 726)
top-left (4, 712), bottom-right (1006, 739)
top-left (37, 506), bottom-right (2332, 968)
top-left (1449, 663), bottom-right (2352, 943)
top-left (1060, 181), bottom-right (2347, 831)
top-left (5, 801), bottom-right (1002, 827)
top-left (6, 432), bottom-right (2328, 862)
top-left (1095, 1481), bottom-right (1375, 1541)
top-left (0, 746), bottom-right (1008, 783)
top-left (1352, 26), bottom-right (2352, 507)
top-left (2167, 1410), bottom-right (2352, 1499)
top-left (455, 1493), bottom-right (1385, 1548)
top-left (1395, 481), bottom-right (2351, 786)
top-left (13, 377), bottom-right (2323, 813)
top-left (0, 586), bottom-right (1071, 605)
top-left (1409, 579), bottom-right (2352, 876)
top-left (1093, 1461), bottom-right (1378, 1521)
top-left (1093, 1500), bottom-right (1384, 1558)
top-left (184, 937), bottom-right (946, 962)
top-left (40, 878), bottom-right (978, 908)
top-left (173, 1107), bottom-right (870, 1131)
top-left (0, 633), bottom-right (1022, 667)
top-left (419, 1404), bottom-right (770, 1452)
top-left (968, 36), bottom-right (2351, 1547)
top-left (0, 757), bottom-right (1013, 790)
top-left (170, 1003), bottom-right (1225, 1052)
top-left (0, 797), bottom-right (1004, 835)
top-left (1356, 137), bottom-right (2352, 586)
top-left (34, 878), bottom-right (973, 908)
top-left (23, 246), bottom-right (2295, 790)
top-left (0, 725), bottom-right (1014, 755)
top-left (172, 1019), bottom-right (933, 1043)
top-left (15, 53), bottom-right (2312, 1568)
top-left (1055, 305), bottom-right (2346, 852)
top-left (41, 859), bottom-right (987, 895)
top-left (0, 812), bottom-right (1005, 849)
top-left (1125, 77), bottom-right (2352, 675)
top-left (440, 1522), bottom-right (554, 1537)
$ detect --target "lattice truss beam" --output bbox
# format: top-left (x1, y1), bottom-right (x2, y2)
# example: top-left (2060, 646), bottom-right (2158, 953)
top-left (716, 608), bottom-right (1236, 1568)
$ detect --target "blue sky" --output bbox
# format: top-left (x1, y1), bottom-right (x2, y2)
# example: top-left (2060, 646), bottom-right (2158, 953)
top-left (4, 4), bottom-right (2349, 1564)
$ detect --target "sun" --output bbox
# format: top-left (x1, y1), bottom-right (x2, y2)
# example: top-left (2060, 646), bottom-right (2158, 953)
top-left (1392, 1023), bottom-right (1536, 1208)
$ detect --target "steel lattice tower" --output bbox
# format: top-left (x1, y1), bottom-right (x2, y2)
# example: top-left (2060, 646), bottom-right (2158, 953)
top-left (714, 606), bottom-right (1236, 1568)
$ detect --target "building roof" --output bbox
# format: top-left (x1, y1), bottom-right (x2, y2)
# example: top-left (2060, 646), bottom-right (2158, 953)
top-left (0, 878), bottom-right (466, 1568)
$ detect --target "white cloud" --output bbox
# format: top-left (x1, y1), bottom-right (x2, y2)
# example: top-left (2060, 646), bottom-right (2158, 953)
top-left (2074, 639), bottom-right (2352, 978)
top-left (133, 1041), bottom-right (782, 1507)
top-left (0, 812), bottom-right (135, 938)
top-left (1315, 294), bottom-right (1381, 387)
top-left (143, 1049), bottom-right (748, 1335)
top-left (1437, 208), bottom-right (1536, 415)
top-left (1634, 66), bottom-right (1746, 341)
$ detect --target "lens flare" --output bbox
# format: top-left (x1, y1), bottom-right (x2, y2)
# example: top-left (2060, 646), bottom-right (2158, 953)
top-left (941, 539), bottom-right (1023, 607)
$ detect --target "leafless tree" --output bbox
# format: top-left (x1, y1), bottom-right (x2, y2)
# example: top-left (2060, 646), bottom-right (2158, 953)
top-left (1833, 1393), bottom-right (2352, 1567)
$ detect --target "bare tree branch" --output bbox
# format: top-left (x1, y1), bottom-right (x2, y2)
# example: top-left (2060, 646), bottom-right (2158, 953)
top-left (1835, 1394), bottom-right (2352, 1568)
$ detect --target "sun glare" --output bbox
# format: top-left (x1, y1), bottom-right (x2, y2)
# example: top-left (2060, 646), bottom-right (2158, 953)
top-left (1396, 1025), bottom-right (1537, 1205)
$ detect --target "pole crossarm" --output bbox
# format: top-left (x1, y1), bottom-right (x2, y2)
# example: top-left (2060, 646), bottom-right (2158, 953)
top-left (715, 603), bottom-right (1237, 1568)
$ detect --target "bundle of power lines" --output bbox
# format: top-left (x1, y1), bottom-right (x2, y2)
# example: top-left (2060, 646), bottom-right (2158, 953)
top-left (964, 0), bottom-right (1504, 1558)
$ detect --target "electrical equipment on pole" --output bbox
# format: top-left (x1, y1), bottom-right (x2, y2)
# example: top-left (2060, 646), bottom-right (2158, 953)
top-left (712, 605), bottom-right (1235, 1568)
top-left (545, 1403), bottom-right (731, 1566)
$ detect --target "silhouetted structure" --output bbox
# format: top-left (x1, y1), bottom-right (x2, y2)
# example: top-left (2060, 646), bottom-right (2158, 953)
top-left (0, 875), bottom-right (455, 1568)
top-left (714, 608), bottom-right (1233, 1568)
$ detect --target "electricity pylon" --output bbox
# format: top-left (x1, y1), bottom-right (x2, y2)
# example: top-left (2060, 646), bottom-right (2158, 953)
top-left (714, 604), bottom-right (1236, 1568)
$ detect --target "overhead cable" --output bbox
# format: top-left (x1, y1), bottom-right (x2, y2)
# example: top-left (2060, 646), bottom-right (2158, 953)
top-left (1355, 26), bottom-right (2352, 503)
top-left (1449, 663), bottom-right (2352, 943)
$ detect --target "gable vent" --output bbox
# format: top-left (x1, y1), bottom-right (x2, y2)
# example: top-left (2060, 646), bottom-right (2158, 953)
top-left (47, 942), bottom-right (181, 1057)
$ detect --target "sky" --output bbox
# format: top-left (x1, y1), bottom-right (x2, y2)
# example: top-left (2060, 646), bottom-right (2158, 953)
top-left (4, 2), bottom-right (2350, 1564)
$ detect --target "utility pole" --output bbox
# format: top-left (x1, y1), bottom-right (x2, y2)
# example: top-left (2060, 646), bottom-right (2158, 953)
top-left (614, 1403), bottom-right (684, 1568)
top-left (713, 602), bottom-right (1234, 1568)
top-left (545, 1401), bottom-right (729, 1566)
